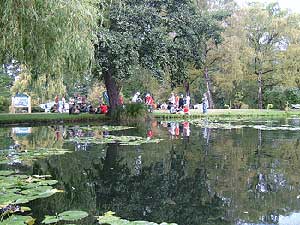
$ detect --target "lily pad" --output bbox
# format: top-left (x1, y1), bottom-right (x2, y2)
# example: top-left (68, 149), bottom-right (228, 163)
top-left (0, 171), bottom-right (15, 176)
top-left (42, 210), bottom-right (88, 224)
top-left (0, 215), bottom-right (35, 225)
top-left (98, 211), bottom-right (177, 225)
top-left (67, 135), bottom-right (163, 146)
top-left (0, 173), bottom-right (62, 209)
top-left (0, 148), bottom-right (71, 166)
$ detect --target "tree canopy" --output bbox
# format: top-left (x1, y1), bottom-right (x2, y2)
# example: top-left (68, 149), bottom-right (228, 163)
top-left (95, 0), bottom-right (228, 109)
top-left (0, 0), bottom-right (98, 76)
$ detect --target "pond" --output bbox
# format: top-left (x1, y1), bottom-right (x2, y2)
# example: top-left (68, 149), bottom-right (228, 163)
top-left (1, 118), bottom-right (300, 225)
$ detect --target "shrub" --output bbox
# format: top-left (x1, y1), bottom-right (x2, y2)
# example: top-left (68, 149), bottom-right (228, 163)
top-left (0, 96), bottom-right (10, 113)
top-left (111, 103), bottom-right (147, 122)
top-left (264, 87), bottom-right (300, 110)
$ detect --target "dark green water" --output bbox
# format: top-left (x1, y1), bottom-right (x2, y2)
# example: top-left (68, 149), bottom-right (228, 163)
top-left (1, 118), bottom-right (300, 225)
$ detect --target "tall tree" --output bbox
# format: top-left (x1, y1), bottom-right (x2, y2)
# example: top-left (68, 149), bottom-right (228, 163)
top-left (243, 2), bottom-right (288, 109)
top-left (95, 0), bottom-right (227, 111)
top-left (0, 0), bottom-right (98, 78)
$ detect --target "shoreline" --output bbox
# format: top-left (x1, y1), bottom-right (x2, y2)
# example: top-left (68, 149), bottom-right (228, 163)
top-left (0, 113), bottom-right (109, 126)
top-left (1, 109), bottom-right (300, 126)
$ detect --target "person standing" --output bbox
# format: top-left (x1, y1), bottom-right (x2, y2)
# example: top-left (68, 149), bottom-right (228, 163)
top-left (175, 94), bottom-right (179, 109)
top-left (179, 94), bottom-right (184, 109)
top-left (186, 95), bottom-right (190, 108)
top-left (169, 92), bottom-right (175, 105)
top-left (132, 92), bottom-right (140, 103)
top-left (62, 95), bottom-right (66, 113)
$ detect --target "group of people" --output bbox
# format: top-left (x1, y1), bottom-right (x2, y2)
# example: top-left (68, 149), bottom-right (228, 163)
top-left (51, 94), bottom-right (109, 115)
top-left (166, 93), bottom-right (191, 114)
top-left (131, 91), bottom-right (210, 114)
top-left (131, 92), bottom-right (155, 112)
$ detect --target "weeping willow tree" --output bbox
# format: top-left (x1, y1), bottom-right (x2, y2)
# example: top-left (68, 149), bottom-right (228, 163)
top-left (0, 0), bottom-right (98, 82)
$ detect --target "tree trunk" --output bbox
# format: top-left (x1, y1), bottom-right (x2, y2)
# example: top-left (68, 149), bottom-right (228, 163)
top-left (103, 69), bottom-right (119, 111)
top-left (184, 80), bottom-right (190, 96)
top-left (204, 67), bottom-right (214, 109)
top-left (258, 71), bottom-right (263, 109)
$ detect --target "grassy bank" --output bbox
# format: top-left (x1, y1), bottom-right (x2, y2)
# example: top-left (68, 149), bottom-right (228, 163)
top-left (1, 109), bottom-right (300, 126)
top-left (0, 113), bottom-right (109, 126)
top-left (153, 109), bottom-right (300, 119)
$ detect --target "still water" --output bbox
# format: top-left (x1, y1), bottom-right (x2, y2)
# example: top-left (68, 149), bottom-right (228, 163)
top-left (1, 118), bottom-right (300, 225)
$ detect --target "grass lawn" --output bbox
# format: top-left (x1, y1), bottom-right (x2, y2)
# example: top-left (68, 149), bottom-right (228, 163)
top-left (0, 113), bottom-right (108, 125)
top-left (153, 109), bottom-right (300, 119)
top-left (1, 109), bottom-right (300, 125)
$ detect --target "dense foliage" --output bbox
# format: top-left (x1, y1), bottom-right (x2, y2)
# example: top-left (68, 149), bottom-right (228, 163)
top-left (1, 0), bottom-right (300, 110)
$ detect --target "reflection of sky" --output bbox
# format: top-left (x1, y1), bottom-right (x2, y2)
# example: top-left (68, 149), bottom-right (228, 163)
top-left (279, 212), bottom-right (300, 225)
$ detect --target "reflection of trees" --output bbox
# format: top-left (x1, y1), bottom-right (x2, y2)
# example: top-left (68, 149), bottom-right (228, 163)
top-left (29, 138), bottom-right (228, 225)
top-left (209, 127), bottom-right (300, 224)
top-left (93, 144), bottom-right (229, 225)
top-left (15, 123), bottom-right (300, 225)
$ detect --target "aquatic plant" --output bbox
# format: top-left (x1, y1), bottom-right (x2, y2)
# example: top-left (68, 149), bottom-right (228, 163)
top-left (98, 211), bottom-right (177, 225)
top-left (67, 135), bottom-right (163, 146)
top-left (42, 210), bottom-right (88, 224)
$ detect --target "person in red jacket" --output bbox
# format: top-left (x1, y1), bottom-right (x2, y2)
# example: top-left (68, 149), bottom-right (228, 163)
top-left (100, 104), bottom-right (109, 114)
top-left (145, 94), bottom-right (154, 112)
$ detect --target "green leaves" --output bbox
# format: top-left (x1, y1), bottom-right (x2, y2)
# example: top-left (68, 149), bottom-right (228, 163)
top-left (0, 172), bottom-right (62, 209)
top-left (67, 135), bottom-right (163, 146)
top-left (42, 210), bottom-right (88, 224)
top-left (0, 215), bottom-right (35, 225)
top-left (97, 211), bottom-right (177, 225)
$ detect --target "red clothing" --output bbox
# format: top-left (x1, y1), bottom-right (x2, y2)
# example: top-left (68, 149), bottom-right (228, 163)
top-left (175, 96), bottom-right (179, 106)
top-left (100, 105), bottom-right (109, 114)
top-left (118, 95), bottom-right (124, 105)
top-left (147, 130), bottom-right (153, 138)
top-left (145, 96), bottom-right (154, 105)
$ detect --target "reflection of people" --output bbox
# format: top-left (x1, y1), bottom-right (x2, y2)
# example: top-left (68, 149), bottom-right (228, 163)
top-left (168, 122), bottom-right (176, 139)
top-left (147, 129), bottom-right (153, 140)
top-left (182, 121), bottom-right (190, 140)
top-left (175, 123), bottom-right (180, 138)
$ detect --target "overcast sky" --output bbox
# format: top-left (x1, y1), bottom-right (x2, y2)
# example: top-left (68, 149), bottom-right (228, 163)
top-left (235, 0), bottom-right (300, 13)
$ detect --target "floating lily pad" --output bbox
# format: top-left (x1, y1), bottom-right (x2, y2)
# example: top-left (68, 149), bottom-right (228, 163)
top-left (42, 210), bottom-right (88, 224)
top-left (0, 171), bottom-right (15, 176)
top-left (80, 125), bottom-right (135, 131)
top-left (67, 135), bottom-right (163, 146)
top-left (98, 211), bottom-right (177, 225)
top-left (0, 173), bottom-right (62, 209)
top-left (0, 148), bottom-right (71, 166)
top-left (0, 215), bottom-right (35, 225)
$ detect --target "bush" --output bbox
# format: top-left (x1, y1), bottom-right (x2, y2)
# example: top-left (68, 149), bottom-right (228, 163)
top-left (0, 96), bottom-right (10, 113)
top-left (111, 103), bottom-right (147, 122)
top-left (264, 87), bottom-right (300, 110)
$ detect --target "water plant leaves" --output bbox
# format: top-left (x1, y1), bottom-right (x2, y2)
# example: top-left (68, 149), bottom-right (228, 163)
top-left (42, 210), bottom-right (88, 224)
top-left (80, 125), bottom-right (134, 132)
top-left (67, 135), bottom-right (163, 146)
top-left (0, 173), bottom-right (62, 209)
top-left (0, 148), bottom-right (71, 166)
top-left (0, 171), bottom-right (15, 176)
top-left (0, 215), bottom-right (35, 225)
top-left (97, 211), bottom-right (177, 225)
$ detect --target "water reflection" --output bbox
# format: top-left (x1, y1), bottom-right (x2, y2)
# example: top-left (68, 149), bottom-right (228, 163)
top-left (1, 119), bottom-right (300, 224)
